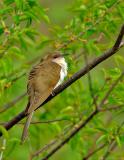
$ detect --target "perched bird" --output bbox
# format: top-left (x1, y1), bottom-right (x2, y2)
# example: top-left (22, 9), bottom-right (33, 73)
top-left (21, 52), bottom-right (68, 143)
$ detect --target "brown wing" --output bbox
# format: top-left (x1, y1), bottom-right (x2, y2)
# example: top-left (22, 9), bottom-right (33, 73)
top-left (27, 61), bottom-right (61, 114)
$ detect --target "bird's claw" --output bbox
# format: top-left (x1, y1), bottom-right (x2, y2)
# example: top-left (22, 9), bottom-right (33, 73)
top-left (51, 91), bottom-right (55, 96)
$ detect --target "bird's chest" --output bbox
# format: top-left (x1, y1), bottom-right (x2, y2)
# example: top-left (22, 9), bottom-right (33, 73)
top-left (54, 67), bottom-right (66, 88)
top-left (60, 68), bottom-right (66, 82)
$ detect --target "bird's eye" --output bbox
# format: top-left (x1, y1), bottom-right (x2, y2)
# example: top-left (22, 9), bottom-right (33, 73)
top-left (53, 55), bottom-right (58, 59)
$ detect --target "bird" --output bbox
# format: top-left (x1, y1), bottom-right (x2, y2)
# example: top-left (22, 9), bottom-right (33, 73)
top-left (21, 51), bottom-right (68, 143)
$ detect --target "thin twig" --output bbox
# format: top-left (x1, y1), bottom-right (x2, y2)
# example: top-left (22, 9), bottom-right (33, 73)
top-left (84, 51), bottom-right (98, 109)
top-left (31, 139), bottom-right (58, 159)
top-left (0, 92), bottom-right (27, 113)
top-left (0, 119), bottom-right (70, 125)
top-left (100, 104), bottom-right (124, 112)
top-left (102, 141), bottom-right (116, 160)
top-left (83, 143), bottom-right (107, 160)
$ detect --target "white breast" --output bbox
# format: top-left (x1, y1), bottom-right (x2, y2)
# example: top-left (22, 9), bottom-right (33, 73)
top-left (52, 57), bottom-right (67, 88)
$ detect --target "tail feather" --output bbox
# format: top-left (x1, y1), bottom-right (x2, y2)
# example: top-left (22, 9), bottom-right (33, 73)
top-left (21, 111), bottom-right (34, 143)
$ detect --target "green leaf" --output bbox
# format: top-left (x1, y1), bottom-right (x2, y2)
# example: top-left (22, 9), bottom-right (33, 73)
top-left (117, 6), bottom-right (124, 20)
top-left (0, 27), bottom-right (4, 35)
top-left (108, 68), bottom-right (121, 78)
top-left (96, 135), bottom-right (107, 145)
top-left (18, 35), bottom-right (27, 50)
top-left (119, 135), bottom-right (124, 145)
top-left (0, 7), bottom-right (12, 15)
top-left (4, 0), bottom-right (14, 5)
top-left (25, 29), bottom-right (38, 40)
top-left (51, 123), bottom-right (61, 133)
top-left (116, 136), bottom-right (121, 147)
top-left (9, 46), bottom-right (21, 53)
top-left (27, 0), bottom-right (37, 7)
top-left (15, 0), bottom-right (23, 10)
top-left (105, 0), bottom-right (117, 8)
top-left (115, 55), bottom-right (124, 66)
top-left (35, 6), bottom-right (50, 23)
top-left (86, 28), bottom-right (96, 37)
top-left (61, 106), bottom-right (74, 114)
top-left (9, 138), bottom-right (21, 143)
top-left (13, 15), bottom-right (20, 25)
top-left (42, 15), bottom-right (50, 23)
top-left (95, 127), bottom-right (108, 133)
top-left (91, 43), bottom-right (101, 55)
top-left (37, 39), bottom-right (52, 49)
top-left (69, 134), bottom-right (80, 150)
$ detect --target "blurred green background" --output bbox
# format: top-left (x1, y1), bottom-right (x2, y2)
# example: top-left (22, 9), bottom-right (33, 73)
top-left (0, 0), bottom-right (124, 160)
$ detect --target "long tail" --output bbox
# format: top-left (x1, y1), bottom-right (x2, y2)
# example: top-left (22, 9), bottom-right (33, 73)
top-left (21, 111), bottom-right (34, 143)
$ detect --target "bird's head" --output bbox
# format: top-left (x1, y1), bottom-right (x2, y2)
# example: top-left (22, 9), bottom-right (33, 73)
top-left (44, 52), bottom-right (66, 66)
top-left (45, 51), bottom-right (63, 60)
top-left (45, 51), bottom-right (68, 75)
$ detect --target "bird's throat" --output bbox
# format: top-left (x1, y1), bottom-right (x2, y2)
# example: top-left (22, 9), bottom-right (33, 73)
top-left (53, 57), bottom-right (67, 88)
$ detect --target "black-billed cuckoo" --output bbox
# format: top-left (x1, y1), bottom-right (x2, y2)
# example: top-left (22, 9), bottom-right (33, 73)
top-left (21, 52), bottom-right (68, 143)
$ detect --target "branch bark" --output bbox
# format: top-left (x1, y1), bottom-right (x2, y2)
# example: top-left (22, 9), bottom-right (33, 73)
top-left (0, 24), bottom-right (124, 137)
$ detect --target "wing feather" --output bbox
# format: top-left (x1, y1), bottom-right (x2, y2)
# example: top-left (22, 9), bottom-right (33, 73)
top-left (27, 61), bottom-right (61, 114)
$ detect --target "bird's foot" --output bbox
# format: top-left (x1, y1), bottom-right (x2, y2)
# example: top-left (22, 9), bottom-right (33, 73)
top-left (51, 91), bottom-right (55, 96)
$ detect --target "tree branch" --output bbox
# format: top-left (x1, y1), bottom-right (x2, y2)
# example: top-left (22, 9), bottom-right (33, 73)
top-left (0, 24), bottom-right (124, 137)
top-left (83, 143), bottom-right (107, 160)
top-left (0, 119), bottom-right (69, 125)
top-left (100, 104), bottom-right (124, 112)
